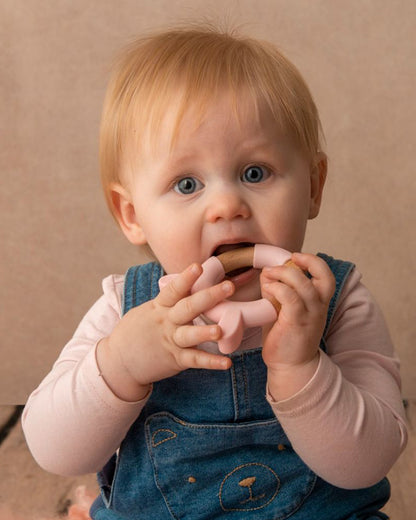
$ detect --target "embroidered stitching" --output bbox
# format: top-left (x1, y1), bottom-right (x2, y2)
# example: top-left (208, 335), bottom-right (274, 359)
top-left (219, 462), bottom-right (280, 512)
top-left (238, 476), bottom-right (266, 504)
top-left (168, 412), bottom-right (280, 432)
top-left (152, 428), bottom-right (177, 447)
top-left (242, 352), bottom-right (250, 418)
top-left (230, 360), bottom-right (240, 420)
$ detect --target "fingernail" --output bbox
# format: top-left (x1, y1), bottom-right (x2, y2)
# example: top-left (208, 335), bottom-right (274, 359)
top-left (220, 358), bottom-right (230, 369)
top-left (189, 263), bottom-right (200, 274)
top-left (222, 281), bottom-right (234, 293)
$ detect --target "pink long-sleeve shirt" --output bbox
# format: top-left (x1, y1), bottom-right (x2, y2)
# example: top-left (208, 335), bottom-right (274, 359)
top-left (22, 267), bottom-right (407, 489)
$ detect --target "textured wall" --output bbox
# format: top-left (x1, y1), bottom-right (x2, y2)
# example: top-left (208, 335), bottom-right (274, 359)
top-left (1, 0), bottom-right (415, 403)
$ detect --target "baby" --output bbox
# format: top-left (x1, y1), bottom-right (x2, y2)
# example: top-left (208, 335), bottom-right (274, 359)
top-left (23, 25), bottom-right (407, 519)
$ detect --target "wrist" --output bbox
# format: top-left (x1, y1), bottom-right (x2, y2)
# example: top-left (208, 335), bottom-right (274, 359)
top-left (267, 352), bottom-right (320, 402)
top-left (96, 337), bottom-right (151, 402)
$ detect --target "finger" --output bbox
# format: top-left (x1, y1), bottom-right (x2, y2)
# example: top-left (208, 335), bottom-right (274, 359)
top-left (262, 280), bottom-right (306, 317)
top-left (264, 264), bottom-right (321, 310)
top-left (169, 280), bottom-right (234, 325)
top-left (157, 263), bottom-right (203, 307)
top-left (291, 253), bottom-right (335, 303)
top-left (173, 324), bottom-right (222, 348)
top-left (175, 347), bottom-right (232, 371)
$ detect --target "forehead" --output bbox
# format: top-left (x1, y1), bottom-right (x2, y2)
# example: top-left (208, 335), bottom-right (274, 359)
top-left (119, 89), bottom-right (302, 188)
top-left (131, 87), bottom-right (280, 156)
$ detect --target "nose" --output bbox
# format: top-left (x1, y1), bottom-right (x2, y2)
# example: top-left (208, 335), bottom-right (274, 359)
top-left (205, 186), bottom-right (251, 223)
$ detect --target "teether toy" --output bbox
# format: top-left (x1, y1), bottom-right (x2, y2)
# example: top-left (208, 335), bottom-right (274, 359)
top-left (159, 244), bottom-right (298, 354)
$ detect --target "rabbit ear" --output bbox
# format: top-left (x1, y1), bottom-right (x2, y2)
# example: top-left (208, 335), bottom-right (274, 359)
top-left (217, 308), bottom-right (245, 355)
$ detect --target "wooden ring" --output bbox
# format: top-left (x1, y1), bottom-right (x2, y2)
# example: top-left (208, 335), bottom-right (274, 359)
top-left (216, 246), bottom-right (255, 274)
top-left (217, 245), bottom-right (299, 275)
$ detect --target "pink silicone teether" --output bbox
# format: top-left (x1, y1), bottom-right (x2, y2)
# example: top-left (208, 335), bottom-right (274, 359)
top-left (159, 244), bottom-right (293, 354)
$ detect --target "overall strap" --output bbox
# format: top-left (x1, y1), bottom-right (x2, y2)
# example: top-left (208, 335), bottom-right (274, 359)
top-left (123, 262), bottom-right (163, 316)
top-left (317, 253), bottom-right (355, 351)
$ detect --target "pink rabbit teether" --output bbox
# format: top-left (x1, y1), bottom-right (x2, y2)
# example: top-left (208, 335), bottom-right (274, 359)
top-left (159, 244), bottom-right (297, 354)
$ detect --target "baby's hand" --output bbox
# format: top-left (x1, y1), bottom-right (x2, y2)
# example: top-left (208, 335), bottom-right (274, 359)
top-left (260, 253), bottom-right (335, 401)
top-left (97, 263), bottom-right (234, 401)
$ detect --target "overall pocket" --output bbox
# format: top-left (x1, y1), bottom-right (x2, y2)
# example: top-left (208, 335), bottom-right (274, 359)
top-left (145, 412), bottom-right (316, 520)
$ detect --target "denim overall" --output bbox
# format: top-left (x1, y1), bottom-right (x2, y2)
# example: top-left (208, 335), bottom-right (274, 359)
top-left (91, 254), bottom-right (390, 520)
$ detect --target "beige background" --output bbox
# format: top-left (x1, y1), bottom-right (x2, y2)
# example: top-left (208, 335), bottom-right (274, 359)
top-left (1, 0), bottom-right (415, 404)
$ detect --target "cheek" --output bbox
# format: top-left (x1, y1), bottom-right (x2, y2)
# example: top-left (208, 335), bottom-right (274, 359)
top-left (285, 183), bottom-right (312, 224)
top-left (264, 195), bottom-right (307, 227)
top-left (259, 192), bottom-right (310, 247)
top-left (142, 222), bottom-right (197, 274)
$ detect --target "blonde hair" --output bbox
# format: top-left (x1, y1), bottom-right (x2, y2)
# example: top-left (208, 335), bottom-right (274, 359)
top-left (100, 24), bottom-right (324, 215)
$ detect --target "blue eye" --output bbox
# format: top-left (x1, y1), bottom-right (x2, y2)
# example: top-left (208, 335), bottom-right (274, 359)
top-left (242, 165), bottom-right (266, 183)
top-left (173, 177), bottom-right (203, 195)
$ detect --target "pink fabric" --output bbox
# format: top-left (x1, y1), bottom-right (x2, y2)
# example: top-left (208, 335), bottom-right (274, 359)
top-left (22, 268), bottom-right (407, 488)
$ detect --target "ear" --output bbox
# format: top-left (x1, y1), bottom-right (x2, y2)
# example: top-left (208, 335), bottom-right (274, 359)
top-left (308, 152), bottom-right (327, 219)
top-left (109, 183), bottom-right (147, 245)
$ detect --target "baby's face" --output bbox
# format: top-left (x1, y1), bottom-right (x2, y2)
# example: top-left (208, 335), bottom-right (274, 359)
top-left (122, 92), bottom-right (322, 302)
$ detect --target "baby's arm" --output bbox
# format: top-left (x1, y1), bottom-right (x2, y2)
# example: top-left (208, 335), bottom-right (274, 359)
top-left (261, 256), bottom-right (407, 488)
top-left (22, 264), bottom-right (233, 476)
top-left (22, 281), bottom-right (142, 476)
